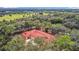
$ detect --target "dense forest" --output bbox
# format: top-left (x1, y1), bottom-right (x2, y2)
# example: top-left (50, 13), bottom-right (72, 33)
top-left (0, 8), bottom-right (79, 51)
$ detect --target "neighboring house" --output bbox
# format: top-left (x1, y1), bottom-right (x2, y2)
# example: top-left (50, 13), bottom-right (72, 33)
top-left (21, 29), bottom-right (55, 44)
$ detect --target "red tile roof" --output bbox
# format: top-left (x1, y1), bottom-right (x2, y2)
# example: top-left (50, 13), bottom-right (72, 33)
top-left (21, 29), bottom-right (55, 42)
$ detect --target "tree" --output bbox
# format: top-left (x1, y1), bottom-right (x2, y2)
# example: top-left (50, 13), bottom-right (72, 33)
top-left (51, 17), bottom-right (63, 24)
top-left (51, 35), bottom-right (75, 51)
top-left (1, 35), bottom-right (25, 51)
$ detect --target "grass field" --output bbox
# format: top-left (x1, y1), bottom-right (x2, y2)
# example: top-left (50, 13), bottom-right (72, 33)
top-left (0, 13), bottom-right (33, 21)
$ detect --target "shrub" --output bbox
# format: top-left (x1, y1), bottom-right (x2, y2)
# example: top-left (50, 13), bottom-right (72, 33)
top-left (25, 37), bottom-right (46, 51)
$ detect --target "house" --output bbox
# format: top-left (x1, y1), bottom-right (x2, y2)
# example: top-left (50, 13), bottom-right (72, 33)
top-left (21, 29), bottom-right (55, 44)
